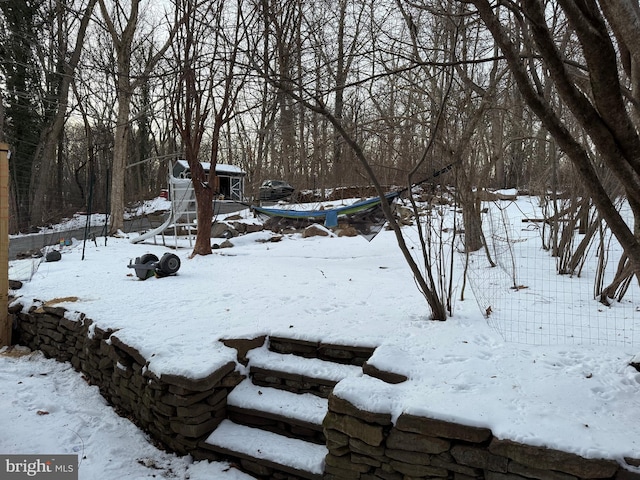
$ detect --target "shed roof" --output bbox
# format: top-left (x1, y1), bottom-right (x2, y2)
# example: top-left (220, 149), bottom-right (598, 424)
top-left (175, 159), bottom-right (245, 176)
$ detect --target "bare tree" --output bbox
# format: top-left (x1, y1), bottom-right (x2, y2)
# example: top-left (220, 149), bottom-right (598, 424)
top-left (468, 0), bottom-right (640, 286)
top-left (97, 0), bottom-right (177, 234)
top-left (252, 0), bottom-right (452, 319)
top-left (0, 0), bottom-right (97, 230)
top-left (258, 0), bottom-right (302, 180)
top-left (285, 85), bottom-right (449, 319)
top-left (25, 0), bottom-right (97, 226)
top-left (308, 0), bottom-right (365, 186)
top-left (172, 0), bottom-right (247, 256)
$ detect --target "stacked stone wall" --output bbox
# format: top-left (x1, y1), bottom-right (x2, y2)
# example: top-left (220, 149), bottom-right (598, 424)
top-left (10, 303), bottom-right (242, 460)
top-left (9, 303), bottom-right (640, 480)
top-left (323, 395), bottom-right (640, 480)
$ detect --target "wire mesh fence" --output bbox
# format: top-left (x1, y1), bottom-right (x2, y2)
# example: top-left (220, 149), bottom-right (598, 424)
top-left (465, 196), bottom-right (638, 347)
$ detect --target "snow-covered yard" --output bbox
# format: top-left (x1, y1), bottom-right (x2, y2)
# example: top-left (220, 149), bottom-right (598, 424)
top-left (3, 195), bottom-right (640, 478)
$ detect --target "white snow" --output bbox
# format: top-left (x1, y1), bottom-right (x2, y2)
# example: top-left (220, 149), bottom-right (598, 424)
top-left (205, 420), bottom-right (327, 474)
top-left (2, 196), bottom-right (640, 478)
top-left (0, 347), bottom-right (254, 480)
top-left (9, 197), bottom-right (172, 238)
top-left (246, 343), bottom-right (363, 382)
top-left (228, 379), bottom-right (328, 426)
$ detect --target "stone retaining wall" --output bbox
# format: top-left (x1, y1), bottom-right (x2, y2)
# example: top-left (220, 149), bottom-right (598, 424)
top-left (10, 303), bottom-right (242, 460)
top-left (323, 395), bottom-right (640, 480)
top-left (10, 303), bottom-right (640, 480)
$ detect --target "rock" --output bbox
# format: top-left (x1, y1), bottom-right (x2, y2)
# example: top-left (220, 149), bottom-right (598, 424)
top-left (387, 430), bottom-right (450, 455)
top-left (451, 444), bottom-right (508, 472)
top-left (362, 362), bottom-right (408, 384)
top-left (303, 224), bottom-right (330, 238)
top-left (16, 249), bottom-right (42, 259)
top-left (46, 250), bottom-right (62, 262)
top-left (211, 222), bottom-right (237, 238)
top-left (212, 239), bottom-right (234, 249)
top-left (337, 225), bottom-right (358, 237)
top-left (396, 414), bottom-right (492, 444)
top-left (323, 412), bottom-right (385, 446)
top-left (396, 205), bottom-right (414, 222)
top-left (488, 438), bottom-right (618, 478)
top-left (328, 395), bottom-right (392, 425)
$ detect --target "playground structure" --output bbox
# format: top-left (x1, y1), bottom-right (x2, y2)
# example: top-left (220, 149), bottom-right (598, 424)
top-left (130, 175), bottom-right (198, 247)
top-left (130, 162), bottom-right (246, 247)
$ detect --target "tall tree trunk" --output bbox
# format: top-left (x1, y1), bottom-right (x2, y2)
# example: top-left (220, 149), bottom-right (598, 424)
top-left (99, 0), bottom-right (177, 234)
top-left (30, 0), bottom-right (97, 226)
top-left (109, 92), bottom-right (132, 234)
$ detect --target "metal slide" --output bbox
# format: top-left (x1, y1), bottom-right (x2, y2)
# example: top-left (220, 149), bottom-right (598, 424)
top-left (129, 177), bottom-right (196, 246)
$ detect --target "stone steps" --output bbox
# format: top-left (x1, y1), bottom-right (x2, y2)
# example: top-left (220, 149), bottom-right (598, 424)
top-left (201, 337), bottom-right (370, 479)
top-left (204, 419), bottom-right (326, 480)
top-left (227, 379), bottom-right (327, 444)
top-left (246, 344), bottom-right (363, 398)
top-left (268, 336), bottom-right (375, 366)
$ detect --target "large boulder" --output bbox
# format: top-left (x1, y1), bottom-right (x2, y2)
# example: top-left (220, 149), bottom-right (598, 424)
top-left (303, 224), bottom-right (331, 238)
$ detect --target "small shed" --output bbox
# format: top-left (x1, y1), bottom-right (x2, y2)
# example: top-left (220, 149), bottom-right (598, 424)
top-left (172, 159), bottom-right (246, 201)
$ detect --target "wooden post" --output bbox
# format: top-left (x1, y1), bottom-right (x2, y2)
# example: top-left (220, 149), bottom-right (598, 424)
top-left (0, 143), bottom-right (9, 347)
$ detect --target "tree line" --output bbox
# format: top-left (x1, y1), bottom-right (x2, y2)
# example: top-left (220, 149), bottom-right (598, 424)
top-left (2, 0), bottom-right (640, 314)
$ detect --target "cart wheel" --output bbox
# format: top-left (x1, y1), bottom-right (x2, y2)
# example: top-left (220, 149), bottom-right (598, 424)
top-left (158, 253), bottom-right (180, 276)
top-left (136, 253), bottom-right (159, 280)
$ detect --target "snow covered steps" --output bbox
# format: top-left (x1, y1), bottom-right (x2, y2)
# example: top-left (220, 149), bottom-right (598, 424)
top-left (205, 419), bottom-right (326, 480)
top-left (267, 336), bottom-right (375, 366)
top-left (246, 345), bottom-right (363, 398)
top-left (227, 378), bottom-right (328, 444)
top-left (201, 339), bottom-right (369, 479)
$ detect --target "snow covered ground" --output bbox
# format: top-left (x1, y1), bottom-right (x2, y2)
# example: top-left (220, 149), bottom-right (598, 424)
top-left (0, 347), bottom-right (254, 480)
top-left (2, 194), bottom-right (640, 478)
